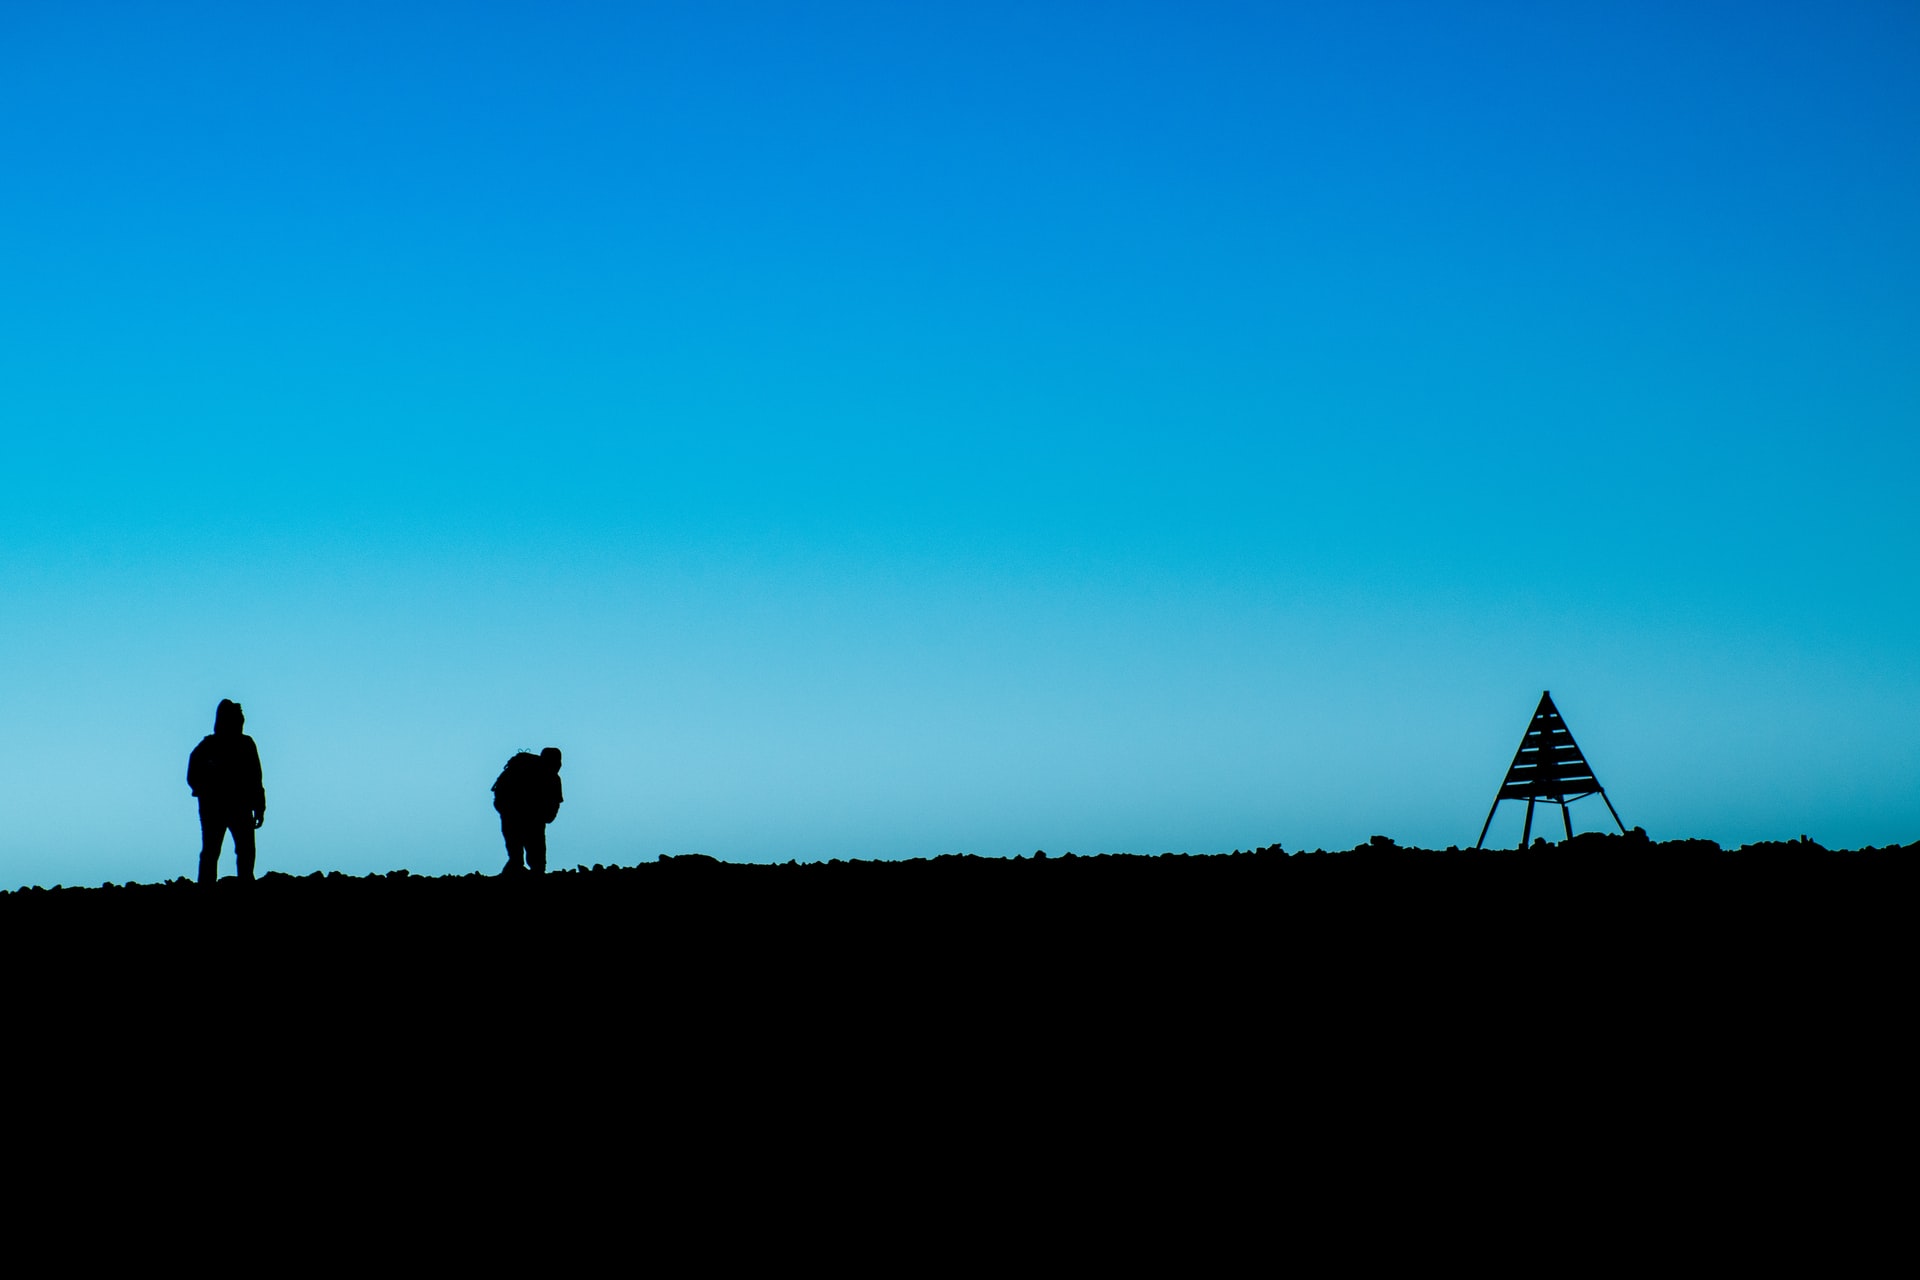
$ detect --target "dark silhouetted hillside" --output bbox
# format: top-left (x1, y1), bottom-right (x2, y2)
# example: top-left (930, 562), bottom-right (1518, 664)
top-left (8, 830), bottom-right (1911, 1225)
top-left (9, 831), bottom-right (1914, 1000)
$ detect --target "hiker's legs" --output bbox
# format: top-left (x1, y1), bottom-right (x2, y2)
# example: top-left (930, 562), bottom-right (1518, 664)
top-left (500, 817), bottom-right (527, 872)
top-left (198, 805), bottom-right (226, 885)
top-left (231, 818), bottom-right (256, 882)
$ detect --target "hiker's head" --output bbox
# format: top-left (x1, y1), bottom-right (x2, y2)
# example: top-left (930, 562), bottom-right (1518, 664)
top-left (541, 747), bottom-right (562, 772)
top-left (215, 700), bottom-right (244, 735)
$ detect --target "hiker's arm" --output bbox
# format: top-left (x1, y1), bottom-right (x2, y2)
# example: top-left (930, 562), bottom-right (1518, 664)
top-left (251, 742), bottom-right (265, 827)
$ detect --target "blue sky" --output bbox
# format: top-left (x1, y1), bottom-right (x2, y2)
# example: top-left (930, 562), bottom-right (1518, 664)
top-left (4, 2), bottom-right (1916, 885)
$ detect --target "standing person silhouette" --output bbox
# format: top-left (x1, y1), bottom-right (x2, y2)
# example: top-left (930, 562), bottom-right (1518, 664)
top-left (187, 699), bottom-right (266, 885)
top-left (493, 747), bottom-right (563, 875)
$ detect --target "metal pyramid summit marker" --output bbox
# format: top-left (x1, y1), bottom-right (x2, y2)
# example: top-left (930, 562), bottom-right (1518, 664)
top-left (1475, 691), bottom-right (1625, 849)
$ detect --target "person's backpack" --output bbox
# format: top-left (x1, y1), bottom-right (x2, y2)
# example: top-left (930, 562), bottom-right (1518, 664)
top-left (492, 751), bottom-right (543, 814)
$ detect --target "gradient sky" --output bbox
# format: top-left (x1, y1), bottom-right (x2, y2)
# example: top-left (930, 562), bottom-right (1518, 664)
top-left (4, 2), bottom-right (1916, 887)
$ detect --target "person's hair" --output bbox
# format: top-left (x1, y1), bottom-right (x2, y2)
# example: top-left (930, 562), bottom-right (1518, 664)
top-left (215, 699), bottom-right (245, 734)
top-left (541, 747), bottom-right (562, 770)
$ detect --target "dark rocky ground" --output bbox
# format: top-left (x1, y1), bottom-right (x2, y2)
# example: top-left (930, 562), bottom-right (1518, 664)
top-left (7, 830), bottom-right (1911, 1237)
top-left (10, 829), bottom-right (1913, 1023)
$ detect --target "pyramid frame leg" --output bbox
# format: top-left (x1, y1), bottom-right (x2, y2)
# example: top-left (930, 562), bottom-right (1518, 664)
top-left (1475, 796), bottom-right (1502, 849)
top-left (1560, 800), bottom-right (1573, 841)
top-left (1519, 798), bottom-right (1536, 850)
top-left (1598, 787), bottom-right (1627, 835)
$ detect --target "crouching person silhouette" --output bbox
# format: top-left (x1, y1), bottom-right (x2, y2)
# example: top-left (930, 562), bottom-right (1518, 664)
top-left (187, 699), bottom-right (266, 885)
top-left (493, 747), bottom-right (563, 875)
